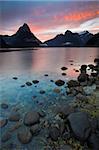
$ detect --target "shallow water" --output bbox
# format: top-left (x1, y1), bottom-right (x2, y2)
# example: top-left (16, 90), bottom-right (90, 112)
top-left (0, 47), bottom-right (99, 149)
top-left (0, 47), bottom-right (98, 106)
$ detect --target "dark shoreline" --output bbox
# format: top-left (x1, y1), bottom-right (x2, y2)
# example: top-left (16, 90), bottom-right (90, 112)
top-left (0, 46), bottom-right (98, 53)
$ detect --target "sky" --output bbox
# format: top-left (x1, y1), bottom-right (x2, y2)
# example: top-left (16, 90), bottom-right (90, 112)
top-left (0, 0), bottom-right (99, 42)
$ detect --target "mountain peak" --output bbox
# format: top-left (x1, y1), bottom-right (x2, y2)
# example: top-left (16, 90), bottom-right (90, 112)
top-left (23, 23), bottom-right (30, 30)
top-left (65, 30), bottom-right (72, 35)
top-left (17, 23), bottom-right (31, 34)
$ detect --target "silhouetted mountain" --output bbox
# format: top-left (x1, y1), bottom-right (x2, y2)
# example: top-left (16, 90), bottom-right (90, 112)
top-left (86, 33), bottom-right (99, 47)
top-left (0, 24), bottom-right (98, 48)
top-left (44, 30), bottom-right (91, 47)
top-left (0, 23), bottom-right (42, 48)
top-left (0, 35), bottom-right (10, 48)
top-left (79, 31), bottom-right (93, 45)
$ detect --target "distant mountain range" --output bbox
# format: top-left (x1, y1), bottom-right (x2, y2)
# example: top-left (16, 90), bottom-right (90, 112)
top-left (0, 23), bottom-right (99, 48)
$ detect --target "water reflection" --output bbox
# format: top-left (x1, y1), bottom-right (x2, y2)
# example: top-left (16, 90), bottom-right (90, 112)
top-left (0, 48), bottom-right (98, 78)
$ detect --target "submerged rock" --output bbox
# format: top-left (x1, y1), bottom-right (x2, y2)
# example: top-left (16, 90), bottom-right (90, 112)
top-left (55, 80), bottom-right (65, 86)
top-left (40, 90), bottom-right (46, 94)
top-left (30, 124), bottom-right (40, 135)
top-left (67, 80), bottom-right (79, 88)
top-left (61, 67), bottom-right (68, 70)
top-left (53, 88), bottom-right (61, 93)
top-left (26, 82), bottom-right (32, 86)
top-left (50, 80), bottom-right (54, 82)
top-left (24, 111), bottom-right (40, 126)
top-left (0, 119), bottom-right (8, 128)
top-left (1, 131), bottom-right (12, 142)
top-left (62, 73), bottom-right (66, 76)
top-left (44, 74), bottom-right (48, 76)
top-left (32, 80), bottom-right (39, 84)
top-left (1, 103), bottom-right (8, 109)
top-left (17, 127), bottom-right (32, 144)
top-left (20, 85), bottom-right (25, 88)
top-left (9, 112), bottom-right (20, 121)
top-left (68, 112), bottom-right (91, 141)
top-left (12, 77), bottom-right (18, 80)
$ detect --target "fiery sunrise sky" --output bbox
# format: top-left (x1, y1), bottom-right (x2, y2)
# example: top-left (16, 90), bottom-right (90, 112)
top-left (0, 0), bottom-right (99, 42)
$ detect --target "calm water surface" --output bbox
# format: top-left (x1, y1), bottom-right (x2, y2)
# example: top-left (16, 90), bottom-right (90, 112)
top-left (0, 47), bottom-right (99, 106)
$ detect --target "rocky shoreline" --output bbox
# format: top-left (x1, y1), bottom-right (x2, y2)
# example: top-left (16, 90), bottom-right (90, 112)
top-left (0, 58), bottom-right (99, 150)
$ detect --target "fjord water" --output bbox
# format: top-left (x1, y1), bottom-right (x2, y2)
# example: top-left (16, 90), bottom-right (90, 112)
top-left (0, 48), bottom-right (99, 108)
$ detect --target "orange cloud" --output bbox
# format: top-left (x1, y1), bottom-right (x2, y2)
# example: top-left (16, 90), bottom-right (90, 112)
top-left (64, 11), bottom-right (97, 22)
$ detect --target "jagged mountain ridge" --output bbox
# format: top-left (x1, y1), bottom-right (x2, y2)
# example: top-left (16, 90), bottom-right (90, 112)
top-left (0, 23), bottom-right (99, 48)
top-left (0, 23), bottom-right (42, 48)
top-left (44, 30), bottom-right (93, 47)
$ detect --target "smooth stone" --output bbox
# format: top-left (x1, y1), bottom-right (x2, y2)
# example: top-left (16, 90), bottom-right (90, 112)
top-left (68, 112), bottom-right (91, 141)
top-left (24, 111), bottom-right (40, 126)
top-left (67, 80), bottom-right (79, 88)
top-left (17, 127), bottom-right (32, 144)
top-left (32, 80), bottom-right (39, 84)
top-left (88, 64), bottom-right (95, 71)
top-left (9, 121), bottom-right (22, 132)
top-left (20, 85), bottom-right (25, 87)
top-left (9, 112), bottom-right (20, 121)
top-left (1, 143), bottom-right (17, 150)
top-left (1, 103), bottom-right (8, 109)
top-left (55, 80), bottom-right (65, 86)
top-left (0, 119), bottom-right (8, 128)
top-left (78, 73), bottom-right (89, 83)
top-left (55, 104), bottom-right (75, 117)
top-left (62, 73), bottom-right (66, 76)
top-left (1, 131), bottom-right (11, 142)
top-left (61, 67), bottom-right (68, 70)
top-left (12, 77), bottom-right (18, 80)
top-left (44, 74), bottom-right (48, 76)
top-left (75, 70), bottom-right (79, 72)
top-left (26, 82), bottom-right (32, 86)
top-left (49, 126), bottom-right (60, 141)
top-left (94, 58), bottom-right (99, 64)
top-left (40, 90), bottom-right (45, 94)
top-left (30, 124), bottom-right (40, 135)
top-left (88, 133), bottom-right (99, 150)
top-left (53, 88), bottom-right (61, 93)
top-left (50, 80), bottom-right (54, 82)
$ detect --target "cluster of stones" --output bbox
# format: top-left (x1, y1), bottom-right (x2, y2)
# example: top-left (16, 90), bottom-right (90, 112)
top-left (0, 106), bottom-right (46, 146)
